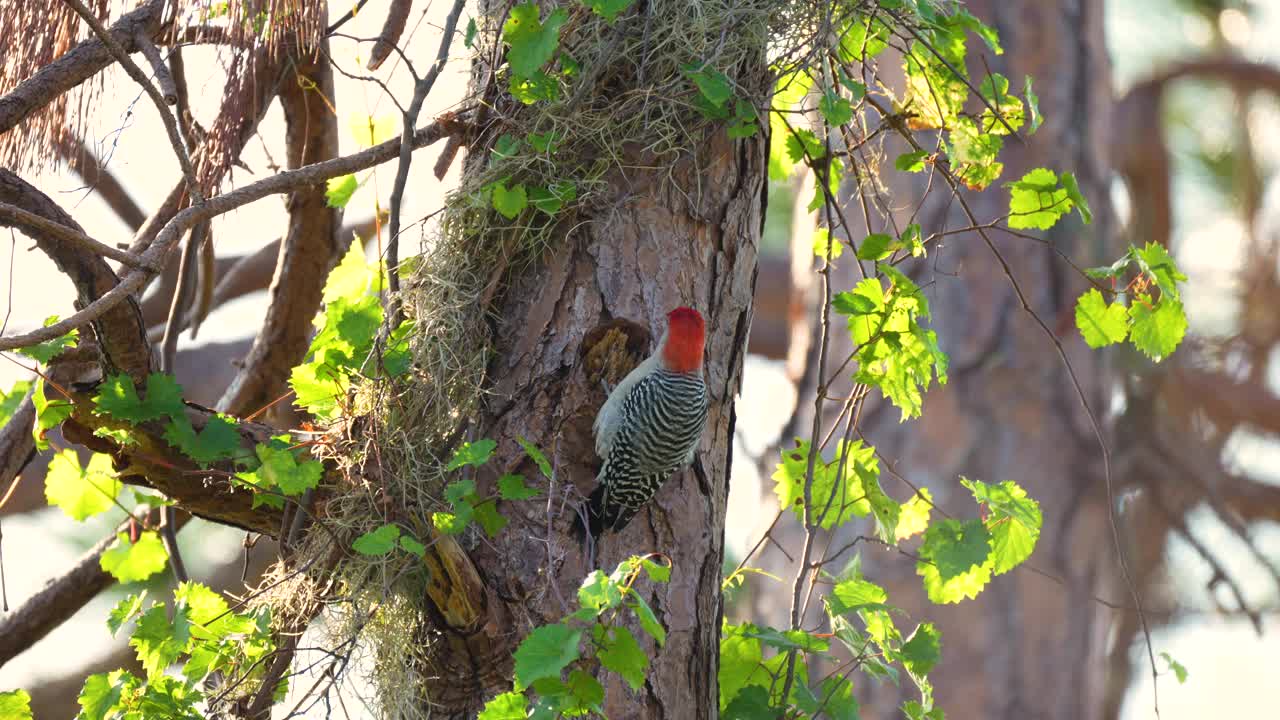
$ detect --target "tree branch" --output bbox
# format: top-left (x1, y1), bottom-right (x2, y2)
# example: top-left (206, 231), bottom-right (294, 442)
top-left (0, 0), bottom-right (166, 135)
top-left (0, 169), bottom-right (151, 381)
top-left (216, 47), bottom-right (342, 420)
top-left (0, 201), bottom-right (153, 270)
top-left (0, 112), bottom-right (470, 355)
top-left (0, 507), bottom-right (185, 670)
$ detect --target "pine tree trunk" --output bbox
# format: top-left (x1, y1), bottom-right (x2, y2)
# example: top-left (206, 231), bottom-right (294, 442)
top-left (409, 4), bottom-right (768, 714)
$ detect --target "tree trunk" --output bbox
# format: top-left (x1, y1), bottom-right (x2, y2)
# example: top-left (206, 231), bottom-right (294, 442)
top-left (405, 4), bottom-right (768, 717)
top-left (762, 2), bottom-right (1122, 719)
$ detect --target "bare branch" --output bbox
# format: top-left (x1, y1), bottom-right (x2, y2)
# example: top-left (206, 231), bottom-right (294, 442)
top-left (386, 0), bottom-right (467, 311)
top-left (0, 0), bottom-right (166, 135)
top-left (133, 30), bottom-right (177, 104)
top-left (216, 47), bottom-right (343, 420)
top-left (0, 507), bottom-right (184, 670)
top-left (62, 0), bottom-right (201, 201)
top-left (0, 201), bottom-right (153, 270)
top-left (0, 112), bottom-right (470, 355)
top-left (367, 0), bottom-right (413, 71)
top-left (0, 170), bottom-right (151, 380)
top-left (56, 136), bottom-right (147, 231)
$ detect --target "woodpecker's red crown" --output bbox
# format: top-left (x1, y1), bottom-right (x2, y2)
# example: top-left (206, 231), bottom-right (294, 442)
top-left (662, 306), bottom-right (705, 373)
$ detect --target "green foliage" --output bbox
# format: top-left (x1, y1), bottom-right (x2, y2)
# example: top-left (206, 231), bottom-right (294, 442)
top-left (832, 267), bottom-right (948, 420)
top-left (32, 378), bottom-right (73, 450)
top-left (325, 174), bottom-right (359, 208)
top-left (0, 379), bottom-right (29, 429)
top-left (481, 556), bottom-right (669, 716)
top-left (100, 531), bottom-right (168, 584)
top-left (44, 450), bottom-right (121, 521)
top-left (1076, 243), bottom-right (1189, 360)
top-left (0, 689), bottom-right (32, 719)
top-left (93, 373), bottom-right (185, 424)
top-left (289, 238), bottom-right (413, 419)
top-left (163, 415), bottom-right (240, 464)
top-left (13, 315), bottom-right (78, 364)
top-left (581, 0), bottom-right (635, 23)
top-left (1005, 168), bottom-right (1081, 230)
top-left (79, 583), bottom-right (274, 719)
top-left (1160, 652), bottom-right (1189, 684)
top-left (234, 439), bottom-right (323, 509)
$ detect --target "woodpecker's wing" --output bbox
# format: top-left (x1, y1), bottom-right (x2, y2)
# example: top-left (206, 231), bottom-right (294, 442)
top-left (593, 353), bottom-right (660, 457)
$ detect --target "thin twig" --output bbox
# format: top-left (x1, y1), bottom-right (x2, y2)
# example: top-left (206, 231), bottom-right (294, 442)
top-left (0, 202), bottom-right (154, 269)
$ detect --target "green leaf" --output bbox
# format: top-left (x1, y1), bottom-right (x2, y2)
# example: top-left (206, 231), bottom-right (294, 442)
top-left (1061, 172), bottom-right (1092, 224)
top-left (977, 73), bottom-right (1024, 135)
top-left (772, 439), bottom-right (876, 530)
top-left (31, 378), bottom-right (72, 450)
top-left (948, 116), bottom-right (1004, 190)
top-left (1132, 242), bottom-right (1187, 301)
top-left (517, 436), bottom-right (553, 478)
top-left (785, 128), bottom-right (825, 163)
top-left (917, 519), bottom-right (992, 603)
top-left (639, 556), bottom-right (671, 583)
top-left (838, 14), bottom-right (889, 61)
top-left (44, 450), bottom-right (120, 521)
top-left (596, 624), bottom-right (647, 691)
top-left (819, 90), bottom-right (854, 126)
top-left (0, 379), bottom-right (29, 429)
top-left (399, 534), bottom-right (427, 558)
top-left (798, 677), bottom-right (859, 720)
top-left (526, 131), bottom-right (559, 154)
top-left (100, 531), bottom-right (168, 583)
top-left (447, 439), bottom-right (497, 470)
top-left (464, 17), bottom-right (478, 49)
top-left (323, 237), bottom-right (379, 303)
top-left (445, 479), bottom-right (476, 504)
top-left (963, 478), bottom-right (1042, 574)
top-left (746, 627), bottom-right (829, 653)
top-left (93, 373), bottom-right (187, 424)
top-left (78, 672), bottom-right (128, 720)
top-left (629, 592), bottom-right (666, 646)
top-left (0, 689), bottom-right (32, 719)
top-left (509, 70), bottom-right (559, 104)
top-left (902, 38), bottom-right (968, 130)
top-left (953, 8), bottom-right (1003, 54)
top-left (1128, 297), bottom-right (1187, 362)
top-left (1023, 75), bottom-right (1042, 133)
top-left (900, 622), bottom-right (941, 677)
top-left (719, 623), bottom-right (764, 710)
top-left (896, 488), bottom-right (932, 541)
top-left (498, 473), bottom-right (541, 500)
top-left (353, 523), bottom-right (401, 555)
top-left (503, 3), bottom-right (568, 79)
top-left (856, 233), bottom-right (893, 261)
top-left (682, 63), bottom-right (733, 108)
top-left (491, 181), bottom-right (528, 219)
top-left (1006, 168), bottom-right (1072, 230)
top-left (163, 414), bottom-right (241, 464)
top-left (433, 510), bottom-right (470, 535)
top-left (578, 570), bottom-right (624, 613)
top-left (107, 592), bottom-right (147, 635)
top-left (582, 0), bottom-right (635, 23)
top-left (812, 228), bottom-right (843, 260)
top-left (472, 500), bottom-right (508, 537)
top-left (14, 316), bottom-right (78, 364)
top-left (479, 691), bottom-right (527, 719)
top-left (238, 442), bottom-right (323, 498)
top-left (827, 577), bottom-right (889, 616)
top-left (895, 150), bottom-right (929, 173)
top-left (1074, 289), bottom-right (1128, 348)
top-left (1160, 652), bottom-right (1189, 684)
top-left (513, 623), bottom-right (581, 690)
top-left (566, 669), bottom-right (605, 713)
top-left (723, 685), bottom-right (777, 720)
top-left (325, 174), bottom-right (358, 209)
top-left (129, 603), bottom-right (191, 678)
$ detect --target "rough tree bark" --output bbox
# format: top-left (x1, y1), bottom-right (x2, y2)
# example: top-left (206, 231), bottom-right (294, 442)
top-left (404, 6), bottom-right (768, 716)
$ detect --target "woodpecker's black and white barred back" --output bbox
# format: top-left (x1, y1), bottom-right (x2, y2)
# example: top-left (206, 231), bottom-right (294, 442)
top-left (582, 307), bottom-right (708, 538)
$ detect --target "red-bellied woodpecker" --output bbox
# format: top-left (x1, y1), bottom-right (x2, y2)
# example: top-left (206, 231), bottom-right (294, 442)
top-left (582, 307), bottom-right (709, 537)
